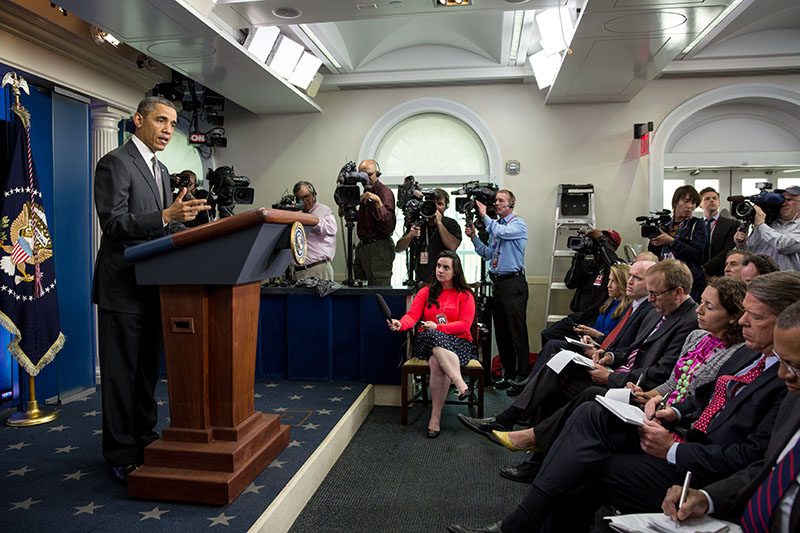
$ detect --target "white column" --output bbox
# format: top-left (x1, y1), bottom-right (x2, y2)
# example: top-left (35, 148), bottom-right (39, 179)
top-left (89, 104), bottom-right (130, 384)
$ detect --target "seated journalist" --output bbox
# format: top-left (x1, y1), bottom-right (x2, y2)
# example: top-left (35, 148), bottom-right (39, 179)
top-left (662, 298), bottom-right (800, 533)
top-left (508, 262), bottom-right (633, 396)
top-left (387, 251), bottom-right (475, 438)
top-left (459, 260), bottom-right (697, 480)
top-left (447, 271), bottom-right (800, 533)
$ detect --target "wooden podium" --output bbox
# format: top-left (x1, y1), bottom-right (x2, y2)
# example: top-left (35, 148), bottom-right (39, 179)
top-left (123, 208), bottom-right (318, 505)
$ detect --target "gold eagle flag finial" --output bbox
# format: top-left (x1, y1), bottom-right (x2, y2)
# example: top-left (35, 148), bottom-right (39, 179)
top-left (2, 71), bottom-right (31, 127)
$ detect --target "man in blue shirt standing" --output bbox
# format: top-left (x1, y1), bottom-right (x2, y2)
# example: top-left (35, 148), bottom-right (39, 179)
top-left (466, 189), bottom-right (529, 387)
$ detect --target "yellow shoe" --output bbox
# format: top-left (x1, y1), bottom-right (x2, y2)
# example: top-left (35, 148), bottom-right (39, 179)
top-left (490, 430), bottom-right (539, 452)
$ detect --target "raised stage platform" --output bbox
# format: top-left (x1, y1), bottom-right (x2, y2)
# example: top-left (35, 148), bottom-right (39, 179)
top-left (0, 378), bottom-right (375, 532)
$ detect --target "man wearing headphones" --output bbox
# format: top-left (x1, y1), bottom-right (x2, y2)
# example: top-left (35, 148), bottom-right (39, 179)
top-left (354, 159), bottom-right (396, 286)
top-left (293, 180), bottom-right (337, 281)
top-left (395, 188), bottom-right (462, 284)
top-left (466, 189), bottom-right (529, 387)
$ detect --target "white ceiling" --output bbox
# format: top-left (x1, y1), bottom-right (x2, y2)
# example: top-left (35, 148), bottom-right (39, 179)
top-left (49, 0), bottom-right (800, 113)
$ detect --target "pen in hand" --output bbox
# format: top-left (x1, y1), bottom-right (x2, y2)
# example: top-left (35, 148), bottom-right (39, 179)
top-left (634, 374), bottom-right (643, 388)
top-left (649, 395), bottom-right (670, 420)
top-left (678, 471), bottom-right (692, 512)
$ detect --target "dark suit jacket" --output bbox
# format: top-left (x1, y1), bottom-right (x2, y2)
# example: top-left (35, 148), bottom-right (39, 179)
top-left (703, 216), bottom-right (739, 277)
top-left (603, 300), bottom-right (654, 358)
top-left (672, 349), bottom-right (787, 481)
top-left (607, 298), bottom-right (698, 389)
top-left (705, 393), bottom-right (800, 529)
top-left (92, 140), bottom-right (180, 314)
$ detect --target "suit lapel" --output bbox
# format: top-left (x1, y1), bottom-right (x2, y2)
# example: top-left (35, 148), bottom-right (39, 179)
top-left (640, 298), bottom-right (695, 347)
top-left (708, 362), bottom-right (779, 430)
top-left (125, 141), bottom-right (163, 209)
top-left (616, 301), bottom-right (651, 339)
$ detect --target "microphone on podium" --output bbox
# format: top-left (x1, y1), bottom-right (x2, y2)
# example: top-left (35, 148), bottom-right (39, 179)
top-left (375, 294), bottom-right (392, 319)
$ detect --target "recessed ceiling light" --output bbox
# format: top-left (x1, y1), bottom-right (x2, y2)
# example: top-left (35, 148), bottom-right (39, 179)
top-left (273, 7), bottom-right (302, 19)
top-left (504, 0), bottom-right (530, 4)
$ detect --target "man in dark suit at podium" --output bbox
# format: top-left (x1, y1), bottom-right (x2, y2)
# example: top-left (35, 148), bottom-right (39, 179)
top-left (92, 96), bottom-right (209, 484)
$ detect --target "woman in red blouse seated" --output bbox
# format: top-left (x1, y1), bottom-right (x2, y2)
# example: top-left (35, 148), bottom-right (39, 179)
top-left (388, 250), bottom-right (476, 438)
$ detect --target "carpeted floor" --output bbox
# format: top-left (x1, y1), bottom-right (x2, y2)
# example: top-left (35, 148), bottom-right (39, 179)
top-left (0, 378), bottom-right (367, 532)
top-left (289, 388), bottom-right (529, 533)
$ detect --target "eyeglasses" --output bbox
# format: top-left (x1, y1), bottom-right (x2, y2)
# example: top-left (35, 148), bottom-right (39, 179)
top-left (647, 287), bottom-right (677, 299)
top-left (366, 171), bottom-right (376, 177)
top-left (773, 349), bottom-right (800, 378)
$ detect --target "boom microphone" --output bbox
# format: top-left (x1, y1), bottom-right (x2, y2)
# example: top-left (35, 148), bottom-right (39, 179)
top-left (375, 294), bottom-right (392, 319)
top-left (727, 195), bottom-right (746, 202)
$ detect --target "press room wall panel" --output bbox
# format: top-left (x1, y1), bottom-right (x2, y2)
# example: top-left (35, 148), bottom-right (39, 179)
top-left (51, 92), bottom-right (95, 400)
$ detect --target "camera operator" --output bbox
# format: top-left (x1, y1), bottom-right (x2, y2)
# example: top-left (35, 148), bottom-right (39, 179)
top-left (395, 188), bottom-right (462, 283)
top-left (178, 170), bottom-right (212, 227)
top-left (648, 184), bottom-right (707, 300)
top-left (465, 189), bottom-right (528, 387)
top-left (540, 229), bottom-right (622, 349)
top-left (292, 180), bottom-right (337, 281)
top-left (734, 185), bottom-right (800, 272)
top-left (353, 159), bottom-right (396, 286)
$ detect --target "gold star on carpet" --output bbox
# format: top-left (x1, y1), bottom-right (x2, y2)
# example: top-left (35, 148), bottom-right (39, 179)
top-left (55, 444), bottom-right (78, 454)
top-left (6, 441), bottom-right (31, 451)
top-left (73, 502), bottom-right (103, 515)
top-left (139, 506), bottom-right (170, 520)
top-left (63, 470), bottom-right (89, 481)
top-left (10, 497), bottom-right (41, 511)
top-left (242, 482), bottom-right (264, 495)
top-left (207, 512), bottom-right (236, 526)
top-left (7, 466), bottom-right (34, 477)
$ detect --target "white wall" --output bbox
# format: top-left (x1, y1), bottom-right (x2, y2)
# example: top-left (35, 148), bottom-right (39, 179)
top-left (222, 74), bottom-right (800, 281)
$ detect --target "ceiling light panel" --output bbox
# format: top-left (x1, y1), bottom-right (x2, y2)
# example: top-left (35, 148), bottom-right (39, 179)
top-left (289, 51), bottom-right (323, 89)
top-left (268, 35), bottom-right (305, 79)
top-left (244, 26), bottom-right (280, 63)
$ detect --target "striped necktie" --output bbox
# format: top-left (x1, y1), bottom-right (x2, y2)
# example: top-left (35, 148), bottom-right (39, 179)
top-left (152, 155), bottom-right (164, 209)
top-left (692, 356), bottom-right (767, 433)
top-left (741, 435), bottom-right (800, 532)
top-left (600, 305), bottom-right (632, 350)
top-left (615, 315), bottom-right (665, 373)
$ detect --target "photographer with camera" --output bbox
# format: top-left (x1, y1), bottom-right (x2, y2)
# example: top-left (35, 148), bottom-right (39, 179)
top-left (647, 185), bottom-right (707, 300)
top-left (174, 170), bottom-right (212, 227)
top-left (396, 188), bottom-right (462, 284)
top-left (291, 180), bottom-right (337, 281)
top-left (465, 189), bottom-right (528, 387)
top-left (734, 185), bottom-right (800, 272)
top-left (540, 228), bottom-right (622, 349)
top-left (352, 159), bottom-right (396, 286)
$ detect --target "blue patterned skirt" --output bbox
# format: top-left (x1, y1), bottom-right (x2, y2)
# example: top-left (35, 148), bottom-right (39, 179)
top-left (413, 329), bottom-right (476, 367)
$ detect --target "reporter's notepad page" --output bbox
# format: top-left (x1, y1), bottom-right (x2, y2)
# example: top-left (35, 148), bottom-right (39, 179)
top-left (547, 349), bottom-right (595, 374)
top-left (605, 512), bottom-right (739, 533)
top-left (595, 395), bottom-right (647, 426)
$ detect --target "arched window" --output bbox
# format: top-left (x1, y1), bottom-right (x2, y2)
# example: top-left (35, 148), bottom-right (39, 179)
top-left (370, 110), bottom-right (495, 285)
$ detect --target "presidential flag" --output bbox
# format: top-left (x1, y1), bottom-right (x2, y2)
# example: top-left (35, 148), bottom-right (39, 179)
top-left (0, 114), bottom-right (65, 376)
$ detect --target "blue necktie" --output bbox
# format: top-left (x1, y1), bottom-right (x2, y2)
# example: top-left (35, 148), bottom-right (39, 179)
top-left (741, 436), bottom-right (800, 532)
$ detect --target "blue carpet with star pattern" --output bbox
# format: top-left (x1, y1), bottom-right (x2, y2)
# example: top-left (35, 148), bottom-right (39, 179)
top-left (0, 378), bottom-right (366, 531)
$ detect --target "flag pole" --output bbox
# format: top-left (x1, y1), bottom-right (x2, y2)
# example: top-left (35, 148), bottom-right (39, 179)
top-left (5, 372), bottom-right (58, 426)
top-left (1, 71), bottom-right (63, 426)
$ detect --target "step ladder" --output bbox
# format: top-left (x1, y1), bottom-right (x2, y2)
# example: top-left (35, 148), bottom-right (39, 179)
top-left (544, 184), bottom-right (596, 328)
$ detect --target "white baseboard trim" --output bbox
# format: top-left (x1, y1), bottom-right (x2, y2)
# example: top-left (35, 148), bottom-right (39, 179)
top-left (248, 384), bottom-right (374, 533)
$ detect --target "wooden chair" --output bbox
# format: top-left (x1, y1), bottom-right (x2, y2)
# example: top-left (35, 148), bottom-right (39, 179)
top-left (400, 316), bottom-right (486, 425)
